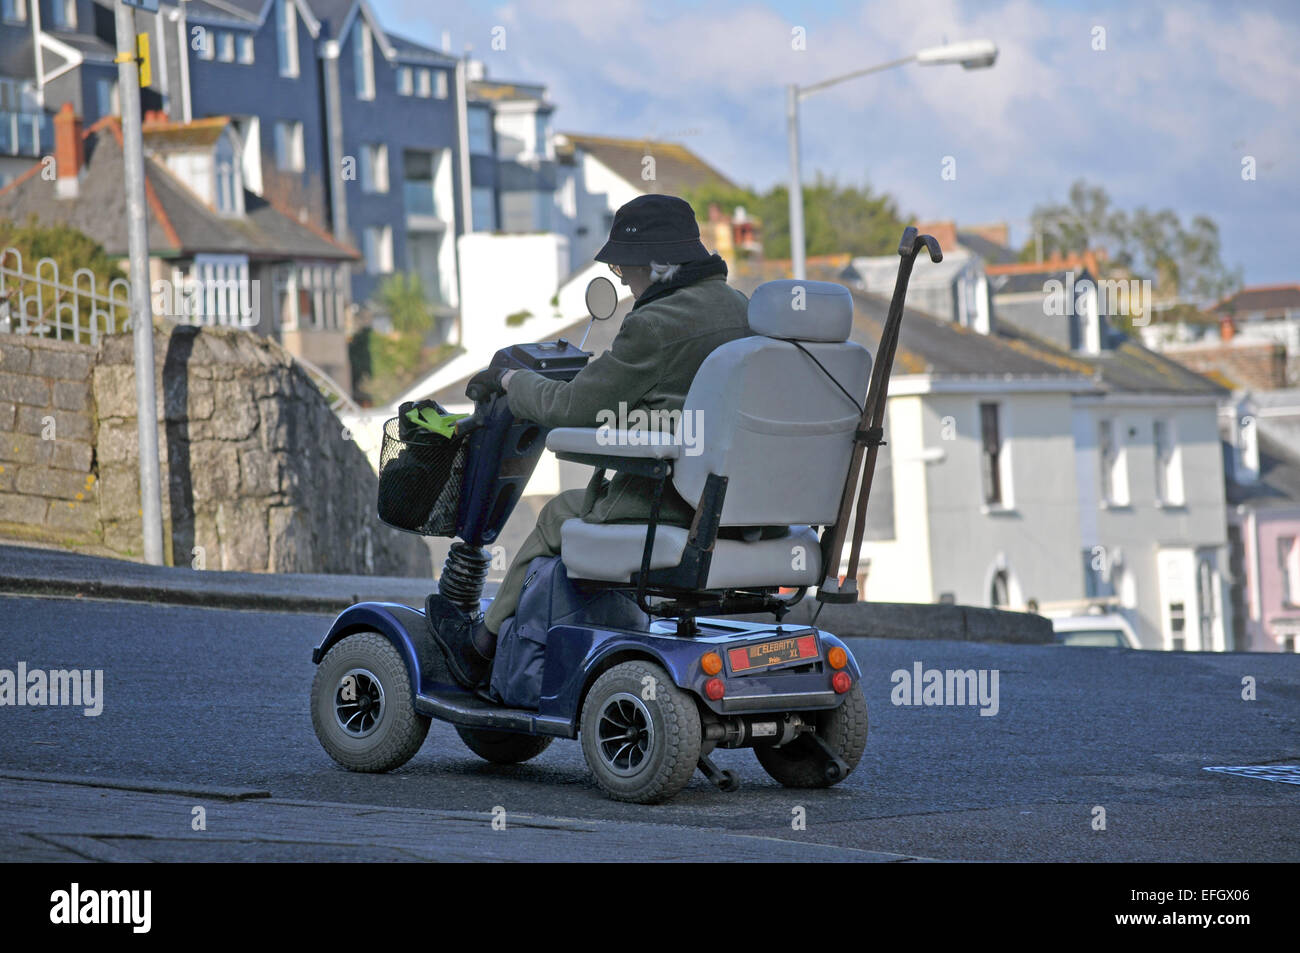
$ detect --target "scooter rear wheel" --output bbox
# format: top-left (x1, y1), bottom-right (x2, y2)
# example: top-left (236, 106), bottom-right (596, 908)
top-left (580, 661), bottom-right (702, 804)
top-left (456, 727), bottom-right (553, 764)
top-left (311, 631), bottom-right (430, 773)
top-left (754, 684), bottom-right (867, 788)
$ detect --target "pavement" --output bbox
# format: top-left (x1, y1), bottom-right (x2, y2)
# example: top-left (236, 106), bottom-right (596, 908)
top-left (2, 589), bottom-right (1297, 863)
top-left (0, 542), bottom-right (442, 614)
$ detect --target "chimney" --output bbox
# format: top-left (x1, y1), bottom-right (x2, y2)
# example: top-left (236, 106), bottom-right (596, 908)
top-left (1220, 314), bottom-right (1236, 342)
top-left (53, 103), bottom-right (84, 200)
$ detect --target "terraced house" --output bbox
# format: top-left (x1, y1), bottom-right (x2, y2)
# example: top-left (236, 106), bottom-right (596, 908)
top-left (0, 0), bottom-right (494, 347)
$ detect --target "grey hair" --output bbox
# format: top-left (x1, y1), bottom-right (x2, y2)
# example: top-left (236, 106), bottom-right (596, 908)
top-left (648, 261), bottom-right (681, 284)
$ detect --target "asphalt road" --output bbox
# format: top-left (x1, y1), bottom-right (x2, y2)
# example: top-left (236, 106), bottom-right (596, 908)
top-left (1, 594), bottom-right (1297, 861)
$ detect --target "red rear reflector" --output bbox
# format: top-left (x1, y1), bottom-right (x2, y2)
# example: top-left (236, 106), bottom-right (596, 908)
top-left (796, 634), bottom-right (817, 657)
top-left (832, 671), bottom-right (852, 694)
top-left (705, 677), bottom-right (725, 700)
top-left (728, 647), bottom-right (750, 671)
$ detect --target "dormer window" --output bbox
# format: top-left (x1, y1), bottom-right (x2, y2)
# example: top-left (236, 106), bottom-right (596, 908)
top-left (277, 0), bottom-right (299, 78)
top-left (1, 0), bottom-right (27, 25)
top-left (49, 0), bottom-right (75, 29)
top-left (213, 132), bottom-right (244, 216)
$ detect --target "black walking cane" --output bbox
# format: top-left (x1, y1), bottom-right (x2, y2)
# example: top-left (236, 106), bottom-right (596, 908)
top-left (817, 226), bottom-right (942, 605)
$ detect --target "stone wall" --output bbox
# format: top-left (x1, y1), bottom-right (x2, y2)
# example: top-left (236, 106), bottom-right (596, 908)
top-left (0, 324), bottom-right (430, 577)
top-left (0, 335), bottom-right (99, 545)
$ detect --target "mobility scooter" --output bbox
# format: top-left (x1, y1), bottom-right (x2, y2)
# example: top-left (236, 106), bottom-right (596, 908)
top-left (309, 229), bottom-right (940, 804)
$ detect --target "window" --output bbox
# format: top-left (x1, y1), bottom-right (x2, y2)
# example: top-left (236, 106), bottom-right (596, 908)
top-left (360, 143), bottom-right (388, 193)
top-left (534, 112), bottom-right (550, 156)
top-left (362, 226), bottom-right (393, 274)
top-left (471, 186), bottom-right (496, 231)
top-left (990, 570), bottom-right (1010, 608)
top-left (1153, 419), bottom-right (1183, 505)
top-left (434, 69), bottom-right (448, 99)
top-left (217, 31), bottom-right (236, 62)
top-left (1169, 601), bottom-right (1186, 651)
top-left (354, 22), bottom-right (375, 100)
top-left (198, 32), bottom-right (215, 60)
top-left (1099, 419), bottom-right (1128, 505)
top-left (49, 0), bottom-right (74, 29)
top-left (397, 66), bottom-right (413, 96)
top-left (1, 0), bottom-right (26, 24)
top-left (467, 107), bottom-right (492, 155)
top-left (1281, 537), bottom-right (1300, 607)
top-left (238, 34), bottom-right (255, 65)
top-left (95, 78), bottom-right (120, 118)
top-left (274, 120), bottom-right (304, 171)
top-left (403, 149), bottom-right (436, 216)
top-left (276, 0), bottom-right (298, 78)
top-left (979, 402), bottom-right (1002, 506)
top-left (415, 68), bottom-right (431, 98)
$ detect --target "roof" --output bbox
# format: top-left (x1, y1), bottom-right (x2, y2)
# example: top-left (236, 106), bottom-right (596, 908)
top-left (0, 118), bottom-right (357, 262)
top-left (557, 133), bottom-right (736, 195)
top-left (177, 0), bottom-right (262, 24)
top-left (142, 115), bottom-right (230, 150)
top-left (1212, 285), bottom-right (1300, 315)
top-left (1224, 430), bottom-right (1300, 509)
top-left (44, 30), bottom-right (116, 64)
top-left (469, 79), bottom-right (549, 104)
top-left (729, 260), bottom-right (1096, 383)
top-left (385, 32), bottom-right (456, 65)
top-left (995, 319), bottom-right (1227, 397)
top-left (956, 229), bottom-right (1019, 265)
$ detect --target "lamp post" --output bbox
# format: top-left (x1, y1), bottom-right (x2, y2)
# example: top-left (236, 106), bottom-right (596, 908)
top-left (786, 40), bottom-right (998, 279)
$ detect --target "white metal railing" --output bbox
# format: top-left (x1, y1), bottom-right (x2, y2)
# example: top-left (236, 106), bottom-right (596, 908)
top-left (0, 247), bottom-right (132, 345)
top-left (0, 245), bottom-right (358, 418)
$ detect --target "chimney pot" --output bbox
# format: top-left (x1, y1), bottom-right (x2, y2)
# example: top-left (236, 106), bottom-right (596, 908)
top-left (53, 103), bottom-right (84, 200)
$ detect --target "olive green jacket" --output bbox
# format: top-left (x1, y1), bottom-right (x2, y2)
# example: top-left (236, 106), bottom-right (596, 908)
top-left (507, 274), bottom-right (751, 526)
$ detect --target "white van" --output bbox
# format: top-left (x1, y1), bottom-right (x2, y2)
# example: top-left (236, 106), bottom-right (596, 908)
top-left (1050, 612), bottom-right (1140, 649)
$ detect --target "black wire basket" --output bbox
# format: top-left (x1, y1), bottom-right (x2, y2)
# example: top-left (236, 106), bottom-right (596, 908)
top-left (377, 410), bottom-right (468, 537)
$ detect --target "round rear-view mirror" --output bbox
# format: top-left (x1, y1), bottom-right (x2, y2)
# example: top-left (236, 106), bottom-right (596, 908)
top-left (585, 276), bottom-right (618, 320)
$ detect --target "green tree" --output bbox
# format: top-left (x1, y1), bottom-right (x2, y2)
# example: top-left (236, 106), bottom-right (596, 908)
top-left (0, 217), bottom-right (128, 335)
top-left (1021, 180), bottom-right (1241, 305)
top-left (684, 177), bottom-right (907, 262)
top-left (372, 272), bottom-right (433, 334)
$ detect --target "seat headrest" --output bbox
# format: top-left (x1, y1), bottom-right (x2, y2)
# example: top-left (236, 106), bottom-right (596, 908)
top-left (747, 279), bottom-right (853, 342)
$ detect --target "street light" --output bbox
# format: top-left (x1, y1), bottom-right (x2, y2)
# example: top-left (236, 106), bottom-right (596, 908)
top-left (785, 40), bottom-right (998, 278)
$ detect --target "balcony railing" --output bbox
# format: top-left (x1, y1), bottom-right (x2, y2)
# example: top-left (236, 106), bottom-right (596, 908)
top-left (0, 110), bottom-right (52, 158)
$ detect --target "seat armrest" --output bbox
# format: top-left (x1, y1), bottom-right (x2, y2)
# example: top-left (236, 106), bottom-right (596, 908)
top-left (546, 427), bottom-right (683, 460)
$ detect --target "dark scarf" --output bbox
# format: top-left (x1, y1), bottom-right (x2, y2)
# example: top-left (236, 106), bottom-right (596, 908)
top-left (631, 253), bottom-right (729, 310)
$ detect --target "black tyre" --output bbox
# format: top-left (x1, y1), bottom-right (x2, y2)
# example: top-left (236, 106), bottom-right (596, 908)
top-left (456, 727), bottom-right (553, 764)
top-left (579, 661), bottom-right (702, 804)
top-left (311, 631), bottom-right (430, 772)
top-left (754, 684), bottom-right (868, 788)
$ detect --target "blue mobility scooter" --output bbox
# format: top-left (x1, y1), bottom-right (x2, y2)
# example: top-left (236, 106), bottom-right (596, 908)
top-left (309, 229), bottom-right (940, 804)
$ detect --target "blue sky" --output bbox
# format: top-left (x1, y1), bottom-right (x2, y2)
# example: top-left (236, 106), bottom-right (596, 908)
top-left (373, 0), bottom-right (1300, 288)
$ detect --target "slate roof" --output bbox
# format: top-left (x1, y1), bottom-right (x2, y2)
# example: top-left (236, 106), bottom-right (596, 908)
top-left (995, 319), bottom-right (1227, 397)
top-left (1212, 285), bottom-right (1300, 315)
top-left (386, 32), bottom-right (456, 64)
top-left (956, 229), bottom-right (1019, 265)
top-left (0, 117), bottom-right (357, 262)
top-left (176, 0), bottom-right (262, 24)
top-left (557, 133), bottom-right (735, 195)
top-left (729, 260), bottom-right (1096, 384)
top-left (1224, 430), bottom-right (1300, 509)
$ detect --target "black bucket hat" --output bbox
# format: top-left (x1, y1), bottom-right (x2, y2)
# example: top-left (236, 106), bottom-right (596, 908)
top-left (594, 194), bottom-right (712, 266)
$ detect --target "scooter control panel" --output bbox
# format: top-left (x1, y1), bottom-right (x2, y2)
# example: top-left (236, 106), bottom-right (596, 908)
top-left (493, 339), bottom-right (590, 376)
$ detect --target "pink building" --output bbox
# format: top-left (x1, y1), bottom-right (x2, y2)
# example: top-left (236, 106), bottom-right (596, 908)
top-left (1223, 390), bottom-right (1300, 652)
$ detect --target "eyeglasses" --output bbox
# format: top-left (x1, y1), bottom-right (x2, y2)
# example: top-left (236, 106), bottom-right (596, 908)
top-left (607, 264), bottom-right (622, 278)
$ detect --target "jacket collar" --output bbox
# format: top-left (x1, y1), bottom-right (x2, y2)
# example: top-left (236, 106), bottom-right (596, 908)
top-left (631, 254), bottom-right (729, 310)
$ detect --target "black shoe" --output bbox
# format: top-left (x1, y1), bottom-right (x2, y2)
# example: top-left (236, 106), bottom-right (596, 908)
top-left (426, 594), bottom-right (494, 689)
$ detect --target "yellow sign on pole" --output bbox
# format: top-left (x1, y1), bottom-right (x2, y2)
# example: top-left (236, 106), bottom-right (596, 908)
top-left (136, 32), bottom-right (151, 88)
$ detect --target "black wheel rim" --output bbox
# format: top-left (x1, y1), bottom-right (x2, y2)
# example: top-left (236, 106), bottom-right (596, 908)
top-left (596, 692), bottom-right (655, 777)
top-left (334, 667), bottom-right (385, 738)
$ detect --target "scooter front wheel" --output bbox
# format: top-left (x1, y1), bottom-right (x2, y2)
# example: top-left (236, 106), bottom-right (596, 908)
top-left (580, 661), bottom-right (701, 804)
top-left (311, 631), bottom-right (430, 772)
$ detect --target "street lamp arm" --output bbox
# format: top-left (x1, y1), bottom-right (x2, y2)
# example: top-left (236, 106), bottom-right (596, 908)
top-left (796, 55), bottom-right (918, 98)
